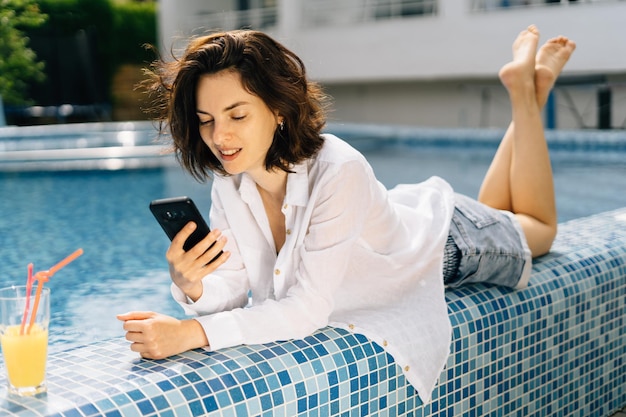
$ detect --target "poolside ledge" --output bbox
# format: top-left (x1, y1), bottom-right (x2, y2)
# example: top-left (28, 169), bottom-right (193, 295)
top-left (1, 207), bottom-right (625, 416)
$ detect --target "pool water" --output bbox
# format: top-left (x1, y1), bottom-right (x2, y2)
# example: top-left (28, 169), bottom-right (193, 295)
top-left (360, 143), bottom-right (626, 221)
top-left (1, 134), bottom-right (625, 352)
top-left (0, 167), bottom-right (202, 351)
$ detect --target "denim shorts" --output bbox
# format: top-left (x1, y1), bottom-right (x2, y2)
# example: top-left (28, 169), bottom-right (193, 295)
top-left (444, 193), bottom-right (532, 289)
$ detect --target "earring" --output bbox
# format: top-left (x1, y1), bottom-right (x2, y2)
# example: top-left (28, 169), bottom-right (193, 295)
top-left (279, 121), bottom-right (284, 131)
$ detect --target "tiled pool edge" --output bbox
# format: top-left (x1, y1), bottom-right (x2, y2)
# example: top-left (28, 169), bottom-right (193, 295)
top-left (1, 208), bottom-right (625, 416)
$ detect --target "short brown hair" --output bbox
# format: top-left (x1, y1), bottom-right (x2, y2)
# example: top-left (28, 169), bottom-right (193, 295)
top-left (144, 30), bottom-right (330, 180)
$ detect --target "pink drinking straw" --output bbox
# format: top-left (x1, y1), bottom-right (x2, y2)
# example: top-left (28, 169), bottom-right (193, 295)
top-left (19, 263), bottom-right (35, 335)
top-left (27, 248), bottom-right (84, 334)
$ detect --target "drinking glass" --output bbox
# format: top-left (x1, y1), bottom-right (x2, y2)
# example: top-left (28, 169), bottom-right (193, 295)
top-left (0, 285), bottom-right (50, 396)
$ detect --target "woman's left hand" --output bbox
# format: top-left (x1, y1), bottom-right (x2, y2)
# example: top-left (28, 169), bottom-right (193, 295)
top-left (116, 311), bottom-right (209, 359)
top-left (167, 223), bottom-right (229, 301)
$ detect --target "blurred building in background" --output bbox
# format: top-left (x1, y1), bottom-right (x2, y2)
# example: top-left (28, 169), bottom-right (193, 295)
top-left (157, 0), bottom-right (626, 130)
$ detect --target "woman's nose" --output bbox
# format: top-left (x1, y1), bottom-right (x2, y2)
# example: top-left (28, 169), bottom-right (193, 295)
top-left (211, 121), bottom-right (230, 145)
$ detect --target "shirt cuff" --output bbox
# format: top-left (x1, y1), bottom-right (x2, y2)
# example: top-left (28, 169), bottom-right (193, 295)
top-left (171, 283), bottom-right (198, 315)
top-left (195, 312), bottom-right (244, 351)
top-left (170, 280), bottom-right (226, 316)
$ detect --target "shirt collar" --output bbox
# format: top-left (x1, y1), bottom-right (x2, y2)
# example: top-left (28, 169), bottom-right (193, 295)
top-left (238, 173), bottom-right (257, 206)
top-left (236, 161), bottom-right (310, 208)
top-left (285, 161), bottom-right (309, 207)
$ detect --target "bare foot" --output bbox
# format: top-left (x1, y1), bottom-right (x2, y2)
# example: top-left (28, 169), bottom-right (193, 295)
top-left (535, 36), bottom-right (577, 106)
top-left (499, 25), bottom-right (540, 92)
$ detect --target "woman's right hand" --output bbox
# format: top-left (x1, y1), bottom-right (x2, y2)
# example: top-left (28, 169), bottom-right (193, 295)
top-left (117, 311), bottom-right (210, 359)
top-left (166, 222), bottom-right (229, 301)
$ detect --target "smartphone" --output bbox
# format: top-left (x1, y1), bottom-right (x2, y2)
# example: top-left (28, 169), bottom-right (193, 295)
top-left (149, 197), bottom-right (221, 261)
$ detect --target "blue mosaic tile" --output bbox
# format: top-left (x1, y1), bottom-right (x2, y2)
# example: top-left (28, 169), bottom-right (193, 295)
top-left (0, 210), bottom-right (625, 416)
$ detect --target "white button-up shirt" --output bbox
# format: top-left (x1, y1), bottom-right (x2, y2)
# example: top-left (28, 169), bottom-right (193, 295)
top-left (172, 134), bottom-right (455, 401)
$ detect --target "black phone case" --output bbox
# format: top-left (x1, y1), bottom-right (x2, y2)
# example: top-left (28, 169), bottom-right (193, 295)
top-left (149, 196), bottom-right (212, 252)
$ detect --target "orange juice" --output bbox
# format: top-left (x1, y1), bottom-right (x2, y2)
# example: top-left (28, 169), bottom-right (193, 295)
top-left (1, 324), bottom-right (48, 388)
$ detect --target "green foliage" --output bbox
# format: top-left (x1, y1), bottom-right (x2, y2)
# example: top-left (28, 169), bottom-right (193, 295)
top-left (36, 0), bottom-right (113, 36)
top-left (22, 0), bottom-right (156, 105)
top-left (34, 0), bottom-right (157, 73)
top-left (0, 0), bottom-right (156, 107)
top-left (111, 1), bottom-right (157, 65)
top-left (0, 0), bottom-right (47, 105)
top-left (34, 0), bottom-right (116, 88)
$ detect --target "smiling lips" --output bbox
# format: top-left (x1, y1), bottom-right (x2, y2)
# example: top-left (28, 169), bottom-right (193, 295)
top-left (219, 148), bottom-right (241, 161)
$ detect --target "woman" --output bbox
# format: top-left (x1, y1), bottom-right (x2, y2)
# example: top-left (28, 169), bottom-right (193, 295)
top-left (118, 26), bottom-right (575, 401)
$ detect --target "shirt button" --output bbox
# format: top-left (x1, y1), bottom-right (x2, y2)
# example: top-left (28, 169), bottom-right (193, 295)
top-left (274, 269), bottom-right (281, 275)
top-left (283, 204), bottom-right (288, 210)
top-left (348, 324), bottom-right (355, 330)
top-left (404, 366), bottom-right (410, 372)
top-left (286, 229), bottom-right (292, 235)
top-left (383, 340), bottom-right (388, 347)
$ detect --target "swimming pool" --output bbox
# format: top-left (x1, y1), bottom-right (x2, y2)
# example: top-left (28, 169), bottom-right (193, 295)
top-left (1, 122), bottom-right (625, 352)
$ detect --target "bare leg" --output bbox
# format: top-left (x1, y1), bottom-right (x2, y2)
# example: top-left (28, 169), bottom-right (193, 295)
top-left (478, 26), bottom-right (576, 257)
top-left (479, 35), bottom-right (576, 212)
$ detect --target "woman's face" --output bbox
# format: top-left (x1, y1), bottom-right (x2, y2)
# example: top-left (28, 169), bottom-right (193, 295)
top-left (195, 70), bottom-right (281, 176)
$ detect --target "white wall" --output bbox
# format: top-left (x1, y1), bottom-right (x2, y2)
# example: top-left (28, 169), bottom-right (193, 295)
top-left (275, 3), bottom-right (624, 83)
top-left (158, 0), bottom-right (235, 51)
top-left (323, 79), bottom-right (617, 129)
top-left (157, 0), bottom-right (626, 129)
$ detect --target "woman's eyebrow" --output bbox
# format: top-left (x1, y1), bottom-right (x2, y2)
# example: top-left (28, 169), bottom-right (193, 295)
top-left (225, 101), bottom-right (249, 111)
top-left (196, 101), bottom-right (250, 115)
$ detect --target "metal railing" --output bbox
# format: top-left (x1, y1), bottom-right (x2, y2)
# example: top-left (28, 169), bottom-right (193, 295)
top-left (186, 1), bottom-right (437, 34)
top-left (302, 0), bottom-right (437, 27)
top-left (470, 0), bottom-right (619, 12)
top-left (188, 7), bottom-right (279, 35)
top-left (181, 0), bottom-right (622, 34)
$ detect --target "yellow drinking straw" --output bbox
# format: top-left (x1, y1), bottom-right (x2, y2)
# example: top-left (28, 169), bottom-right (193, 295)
top-left (26, 248), bottom-right (84, 334)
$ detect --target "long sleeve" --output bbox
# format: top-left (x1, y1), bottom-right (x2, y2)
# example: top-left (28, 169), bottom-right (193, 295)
top-left (169, 134), bottom-right (455, 403)
top-left (195, 158), bottom-right (377, 350)
top-left (170, 185), bottom-right (250, 316)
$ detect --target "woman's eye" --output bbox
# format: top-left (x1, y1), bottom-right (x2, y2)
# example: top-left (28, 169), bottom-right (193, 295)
top-left (199, 119), bottom-right (213, 126)
top-left (232, 115), bottom-right (246, 121)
